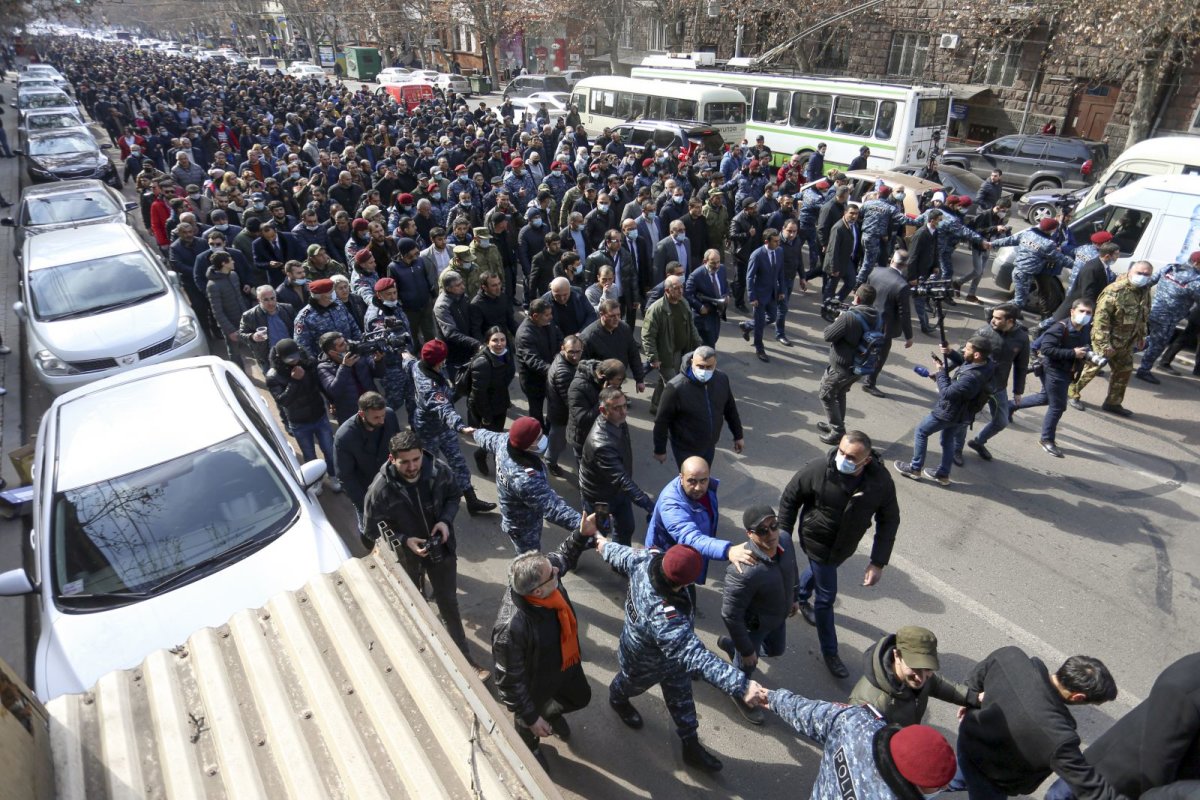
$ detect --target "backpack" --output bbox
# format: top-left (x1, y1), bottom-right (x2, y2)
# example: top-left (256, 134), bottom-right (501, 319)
top-left (849, 310), bottom-right (887, 376)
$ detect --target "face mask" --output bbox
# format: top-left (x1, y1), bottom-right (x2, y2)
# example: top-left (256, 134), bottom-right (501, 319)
top-left (598, 203), bottom-right (610, 212)
top-left (530, 434), bottom-right (549, 455)
top-left (214, 223), bottom-right (229, 231)
top-left (293, 277), bottom-right (309, 285)
top-left (431, 192), bottom-right (442, 200)
top-left (590, 171), bottom-right (600, 179)
top-left (532, 218), bottom-right (544, 228)
top-left (674, 233), bottom-right (687, 244)
top-left (673, 195), bottom-right (684, 204)
top-left (383, 299), bottom-right (398, 308)
top-left (648, 166), bottom-right (657, 174)
top-left (1129, 272), bottom-right (1151, 288)
top-left (1073, 312), bottom-right (1092, 326)
top-left (692, 367), bottom-right (713, 383)
top-left (551, 169), bottom-right (562, 177)
top-left (574, 264), bottom-right (584, 275)
top-left (835, 452), bottom-right (859, 475)
top-left (305, 224), bottom-right (319, 231)
top-left (625, 229), bottom-right (637, 239)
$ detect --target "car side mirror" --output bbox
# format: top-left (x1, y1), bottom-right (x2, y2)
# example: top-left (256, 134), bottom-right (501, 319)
top-left (1, 218), bottom-right (14, 227)
top-left (99, 142), bottom-right (112, 150)
top-left (0, 568), bottom-right (35, 597)
top-left (299, 459), bottom-right (327, 488)
top-left (12, 301), bottom-right (26, 321)
top-left (167, 270), bottom-right (181, 288)
top-left (124, 201), bottom-right (138, 211)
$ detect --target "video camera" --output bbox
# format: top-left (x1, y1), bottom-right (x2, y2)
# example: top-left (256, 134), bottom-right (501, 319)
top-left (347, 325), bottom-right (413, 358)
top-left (913, 279), bottom-right (955, 300)
top-left (820, 297), bottom-right (851, 323)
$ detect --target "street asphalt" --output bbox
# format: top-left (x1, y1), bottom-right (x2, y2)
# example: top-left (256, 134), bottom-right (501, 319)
top-left (1, 75), bottom-right (1197, 799)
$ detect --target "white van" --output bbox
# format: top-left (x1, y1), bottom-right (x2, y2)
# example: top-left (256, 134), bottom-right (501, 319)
top-left (1079, 136), bottom-right (1200, 208)
top-left (994, 174), bottom-right (1200, 288)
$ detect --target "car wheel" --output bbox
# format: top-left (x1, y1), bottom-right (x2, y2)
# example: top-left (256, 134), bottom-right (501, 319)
top-left (1029, 178), bottom-right (1060, 193)
top-left (1026, 202), bottom-right (1057, 225)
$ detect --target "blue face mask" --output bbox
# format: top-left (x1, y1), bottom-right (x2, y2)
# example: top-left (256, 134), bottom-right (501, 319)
top-left (692, 367), bottom-right (713, 383)
top-left (835, 452), bottom-right (859, 474)
top-left (532, 218), bottom-right (544, 228)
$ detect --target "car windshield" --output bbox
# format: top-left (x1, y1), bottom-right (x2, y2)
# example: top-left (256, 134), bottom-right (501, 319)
top-left (28, 134), bottom-right (93, 156)
top-left (27, 191), bottom-right (122, 226)
top-left (541, 76), bottom-right (569, 92)
top-left (22, 92), bottom-right (71, 109)
top-left (29, 251), bottom-right (166, 321)
top-left (27, 112), bottom-right (82, 131)
top-left (51, 433), bottom-right (298, 610)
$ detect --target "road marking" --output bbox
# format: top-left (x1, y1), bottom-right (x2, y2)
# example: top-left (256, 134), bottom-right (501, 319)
top-left (1064, 438), bottom-right (1200, 501)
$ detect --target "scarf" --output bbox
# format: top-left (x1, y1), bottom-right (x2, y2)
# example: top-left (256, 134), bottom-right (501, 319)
top-left (525, 588), bottom-right (580, 670)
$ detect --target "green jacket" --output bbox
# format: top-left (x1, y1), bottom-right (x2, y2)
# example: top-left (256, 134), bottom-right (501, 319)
top-left (848, 633), bottom-right (979, 727)
top-left (703, 202), bottom-right (731, 251)
top-left (442, 259), bottom-right (485, 297)
top-left (641, 296), bottom-right (701, 367)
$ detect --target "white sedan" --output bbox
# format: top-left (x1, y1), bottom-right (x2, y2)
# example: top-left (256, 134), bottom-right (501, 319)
top-left (379, 68), bottom-right (471, 95)
top-left (286, 62), bottom-right (328, 80)
top-left (377, 67), bottom-right (416, 84)
top-left (511, 91), bottom-right (572, 120)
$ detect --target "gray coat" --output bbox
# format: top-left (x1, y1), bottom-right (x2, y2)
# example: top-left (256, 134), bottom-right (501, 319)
top-left (205, 267), bottom-right (249, 336)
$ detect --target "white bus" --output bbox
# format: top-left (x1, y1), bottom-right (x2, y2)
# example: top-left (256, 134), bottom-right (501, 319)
top-left (570, 76), bottom-right (747, 145)
top-left (629, 65), bottom-right (951, 171)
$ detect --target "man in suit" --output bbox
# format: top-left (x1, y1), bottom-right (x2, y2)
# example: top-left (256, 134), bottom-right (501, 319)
top-left (253, 221), bottom-right (305, 286)
top-left (560, 211), bottom-right (588, 256)
top-left (1049, 242), bottom-right (1119, 325)
top-left (620, 218), bottom-right (652, 325)
top-left (654, 220), bottom-right (692, 287)
top-left (739, 229), bottom-right (786, 363)
top-left (636, 201), bottom-right (663, 254)
top-left (686, 249), bottom-right (730, 347)
top-left (822, 206), bottom-right (861, 303)
top-left (906, 209), bottom-right (943, 336)
top-left (865, 250), bottom-right (915, 397)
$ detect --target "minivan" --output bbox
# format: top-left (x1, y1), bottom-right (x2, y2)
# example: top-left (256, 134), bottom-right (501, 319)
top-left (1076, 135), bottom-right (1200, 209)
top-left (502, 74), bottom-right (571, 100)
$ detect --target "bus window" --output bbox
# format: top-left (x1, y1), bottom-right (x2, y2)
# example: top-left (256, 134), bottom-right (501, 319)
top-left (752, 89), bottom-right (791, 124)
top-left (706, 102), bottom-right (744, 124)
top-left (648, 96), bottom-right (663, 117)
top-left (789, 92), bottom-right (832, 130)
top-left (876, 100), bottom-right (898, 140)
top-left (832, 97), bottom-right (877, 136)
top-left (573, 92), bottom-right (587, 113)
top-left (915, 97), bottom-right (948, 128)
top-left (592, 90), bottom-right (616, 116)
top-left (615, 91), bottom-right (632, 118)
top-left (662, 98), bottom-right (697, 119)
top-left (629, 94), bottom-right (648, 119)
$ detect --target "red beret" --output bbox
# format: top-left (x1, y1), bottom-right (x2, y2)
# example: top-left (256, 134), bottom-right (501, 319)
top-left (550, 161), bottom-right (563, 170)
top-left (309, 278), bottom-right (334, 294)
top-left (454, 164), bottom-right (467, 172)
top-left (661, 545), bottom-right (704, 586)
top-left (374, 277), bottom-right (396, 292)
top-left (749, 159), bottom-right (760, 169)
top-left (888, 725), bottom-right (957, 789)
top-left (508, 417), bottom-right (543, 450)
top-left (397, 193), bottom-right (414, 204)
top-left (945, 195), bottom-right (962, 206)
top-left (877, 185), bottom-right (892, 197)
top-left (957, 196), bottom-right (972, 208)
top-left (420, 338), bottom-right (448, 366)
top-left (351, 217), bottom-right (370, 232)
top-left (1191, 250), bottom-right (1200, 263)
top-left (427, 181), bottom-right (439, 191)
top-left (510, 157), bottom-right (524, 168)
top-left (354, 247), bottom-right (374, 265)
top-left (1090, 231), bottom-right (1113, 245)
top-left (815, 179), bottom-right (830, 190)
top-left (1038, 217), bottom-right (1059, 232)
top-left (642, 158), bottom-right (654, 168)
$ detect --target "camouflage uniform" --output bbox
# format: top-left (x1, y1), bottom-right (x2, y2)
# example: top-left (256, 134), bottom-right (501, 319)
top-left (448, 175), bottom-right (481, 214)
top-left (768, 691), bottom-right (914, 799)
top-left (1069, 275), bottom-right (1152, 406)
top-left (545, 172), bottom-right (571, 206)
top-left (1139, 264), bottom-right (1200, 374)
top-left (407, 359), bottom-right (472, 491)
top-left (797, 187), bottom-right (825, 268)
top-left (473, 430), bottom-right (582, 552)
top-left (302, 257), bottom-right (348, 283)
top-left (443, 258), bottom-right (485, 297)
top-left (363, 304), bottom-right (416, 419)
top-left (293, 299), bottom-right (362, 359)
top-left (351, 267), bottom-right (380, 304)
top-left (603, 543), bottom-right (748, 740)
top-left (990, 228), bottom-right (1074, 310)
top-left (912, 208), bottom-right (984, 281)
top-left (503, 169), bottom-right (538, 203)
top-left (856, 199), bottom-right (910, 285)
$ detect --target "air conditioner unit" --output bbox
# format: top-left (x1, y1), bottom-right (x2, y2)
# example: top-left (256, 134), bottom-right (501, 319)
top-left (939, 33), bottom-right (960, 49)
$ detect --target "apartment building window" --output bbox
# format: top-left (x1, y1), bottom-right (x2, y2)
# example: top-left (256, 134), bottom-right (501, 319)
top-left (453, 26), bottom-right (477, 54)
top-left (973, 41), bottom-right (1022, 87)
top-left (648, 22), bottom-right (668, 52)
top-left (887, 32), bottom-right (929, 78)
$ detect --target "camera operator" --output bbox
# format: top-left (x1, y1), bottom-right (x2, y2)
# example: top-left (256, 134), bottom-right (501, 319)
top-left (816, 284), bottom-right (881, 444)
top-left (362, 430), bottom-right (492, 683)
top-left (316, 331), bottom-right (385, 424)
top-left (1012, 299), bottom-right (1094, 457)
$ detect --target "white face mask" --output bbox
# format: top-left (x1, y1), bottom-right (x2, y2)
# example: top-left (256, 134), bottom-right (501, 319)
top-left (692, 366), bottom-right (713, 383)
top-left (834, 452), bottom-right (860, 475)
top-left (530, 434), bottom-right (548, 455)
top-left (1129, 272), bottom-right (1151, 288)
top-left (1073, 312), bottom-right (1092, 326)
top-left (383, 299), bottom-right (398, 308)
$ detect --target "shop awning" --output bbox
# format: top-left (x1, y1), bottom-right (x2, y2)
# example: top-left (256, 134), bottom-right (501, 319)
top-left (945, 83), bottom-right (994, 101)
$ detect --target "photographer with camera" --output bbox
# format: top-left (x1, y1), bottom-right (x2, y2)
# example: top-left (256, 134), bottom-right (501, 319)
top-left (362, 430), bottom-right (492, 683)
top-left (315, 331), bottom-right (385, 424)
top-left (1012, 298), bottom-right (1095, 457)
top-left (895, 336), bottom-right (994, 485)
top-left (816, 284), bottom-right (882, 444)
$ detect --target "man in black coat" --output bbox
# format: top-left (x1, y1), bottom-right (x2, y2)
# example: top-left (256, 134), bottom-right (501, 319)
top-left (545, 335), bottom-right (583, 477)
top-left (333, 392), bottom-right (401, 531)
top-left (950, 646), bottom-right (1124, 800)
top-left (579, 299), bottom-right (646, 392)
top-left (468, 271), bottom-right (519, 339)
top-left (822, 205), bottom-right (862, 303)
top-left (865, 250), bottom-right (914, 396)
top-left (1051, 242), bottom-right (1120, 324)
top-left (728, 201), bottom-right (763, 311)
top-left (1045, 652), bottom-right (1200, 800)
top-left (652, 346), bottom-right (744, 468)
top-left (906, 210), bottom-right (943, 335)
top-left (578, 387), bottom-right (655, 545)
top-left (566, 358), bottom-right (626, 461)
top-left (491, 527), bottom-right (600, 763)
top-left (777, 431), bottom-right (899, 678)
top-left (515, 298), bottom-right (564, 427)
top-left (238, 286), bottom-right (298, 375)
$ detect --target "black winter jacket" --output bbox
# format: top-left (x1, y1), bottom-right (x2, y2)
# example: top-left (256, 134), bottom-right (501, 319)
top-left (777, 449), bottom-right (900, 568)
top-left (265, 349), bottom-right (327, 425)
top-left (566, 359), bottom-right (605, 449)
top-left (579, 417), bottom-right (651, 508)
top-left (491, 532), bottom-right (593, 726)
top-left (579, 319), bottom-right (645, 381)
top-left (468, 348), bottom-right (516, 421)
top-left (824, 304), bottom-right (881, 371)
top-left (720, 540), bottom-right (799, 657)
top-left (974, 322), bottom-right (1030, 395)
top-left (652, 363), bottom-right (742, 456)
top-left (333, 409), bottom-right (402, 510)
top-left (468, 289), bottom-right (518, 340)
top-left (362, 453), bottom-right (461, 551)
top-left (545, 352), bottom-right (578, 425)
top-left (515, 317), bottom-right (563, 387)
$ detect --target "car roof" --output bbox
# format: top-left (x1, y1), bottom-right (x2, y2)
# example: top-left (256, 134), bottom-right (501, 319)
top-left (52, 359), bottom-right (246, 491)
top-left (843, 169), bottom-right (944, 193)
top-left (19, 87), bottom-right (71, 98)
top-left (20, 179), bottom-right (113, 200)
top-left (25, 223), bottom-right (145, 270)
top-left (27, 128), bottom-right (95, 144)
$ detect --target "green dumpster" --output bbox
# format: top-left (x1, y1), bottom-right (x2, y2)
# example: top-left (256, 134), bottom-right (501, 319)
top-left (469, 74), bottom-right (492, 94)
top-left (344, 46), bottom-right (381, 81)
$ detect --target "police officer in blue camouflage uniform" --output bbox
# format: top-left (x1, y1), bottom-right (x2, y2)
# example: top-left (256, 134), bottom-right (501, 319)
top-left (447, 165), bottom-right (479, 213)
top-left (545, 161), bottom-right (572, 206)
top-left (474, 418), bottom-right (584, 553)
top-left (363, 277), bottom-right (416, 422)
top-left (504, 157), bottom-right (539, 206)
top-left (601, 540), bottom-right (766, 774)
top-left (991, 217), bottom-right (1075, 311)
top-left (797, 179), bottom-right (829, 275)
top-left (293, 277), bottom-right (362, 358)
top-left (407, 338), bottom-right (497, 516)
top-left (912, 196), bottom-right (986, 283)
top-left (764, 688), bottom-right (959, 799)
top-left (856, 186), bottom-right (911, 286)
top-left (1136, 251), bottom-right (1200, 384)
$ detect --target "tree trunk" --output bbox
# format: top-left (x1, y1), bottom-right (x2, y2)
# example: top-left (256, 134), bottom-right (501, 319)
top-left (1125, 52), bottom-right (1161, 149)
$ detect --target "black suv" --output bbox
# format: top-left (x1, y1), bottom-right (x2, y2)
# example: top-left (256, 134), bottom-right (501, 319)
top-left (941, 134), bottom-right (1107, 195)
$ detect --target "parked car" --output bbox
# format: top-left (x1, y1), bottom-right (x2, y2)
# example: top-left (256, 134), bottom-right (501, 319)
top-left (285, 62), bottom-right (327, 80)
top-left (435, 72), bottom-right (472, 96)
top-left (13, 88), bottom-right (76, 123)
top-left (17, 108), bottom-right (86, 150)
top-left (1, 179), bottom-right (136, 262)
top-left (220, 51), bottom-right (249, 66)
top-left (22, 129), bottom-right (121, 189)
top-left (1016, 185), bottom-right (1089, 224)
top-left (247, 56), bottom-right (282, 72)
top-left (610, 119), bottom-right (726, 163)
top-left (377, 66), bottom-right (416, 83)
top-left (510, 91), bottom-right (572, 121)
top-left (940, 134), bottom-right (1107, 195)
top-left (12, 223), bottom-right (209, 394)
top-left (892, 162), bottom-right (1013, 208)
top-left (502, 73), bottom-right (571, 100)
top-left (0, 356), bottom-right (351, 700)
top-left (560, 69), bottom-right (586, 88)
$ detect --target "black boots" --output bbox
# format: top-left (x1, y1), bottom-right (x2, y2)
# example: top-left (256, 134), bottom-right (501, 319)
top-left (465, 487), bottom-right (497, 516)
top-left (681, 736), bottom-right (723, 772)
top-left (473, 447), bottom-right (490, 476)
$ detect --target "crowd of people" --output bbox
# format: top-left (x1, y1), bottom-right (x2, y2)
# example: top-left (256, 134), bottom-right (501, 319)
top-left (22, 34), bottom-right (1200, 799)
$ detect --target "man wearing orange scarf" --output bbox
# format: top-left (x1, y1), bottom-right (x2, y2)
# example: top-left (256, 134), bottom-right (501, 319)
top-left (492, 518), bottom-right (599, 768)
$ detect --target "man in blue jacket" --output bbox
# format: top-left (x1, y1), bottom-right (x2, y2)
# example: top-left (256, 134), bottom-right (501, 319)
top-left (738, 229), bottom-right (787, 362)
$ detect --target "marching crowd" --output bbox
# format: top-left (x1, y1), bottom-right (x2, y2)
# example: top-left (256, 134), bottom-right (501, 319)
top-left (23, 34), bottom-right (1200, 799)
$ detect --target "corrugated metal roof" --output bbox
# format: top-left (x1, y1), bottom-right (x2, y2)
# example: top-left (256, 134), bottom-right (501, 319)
top-left (46, 552), bottom-right (562, 800)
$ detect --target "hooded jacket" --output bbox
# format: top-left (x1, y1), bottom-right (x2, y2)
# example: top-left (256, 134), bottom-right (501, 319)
top-left (545, 352), bottom-right (578, 426)
top-left (848, 633), bottom-right (979, 727)
top-left (652, 361), bottom-right (742, 457)
top-left (566, 358), bottom-right (606, 450)
top-left (265, 348), bottom-right (326, 425)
